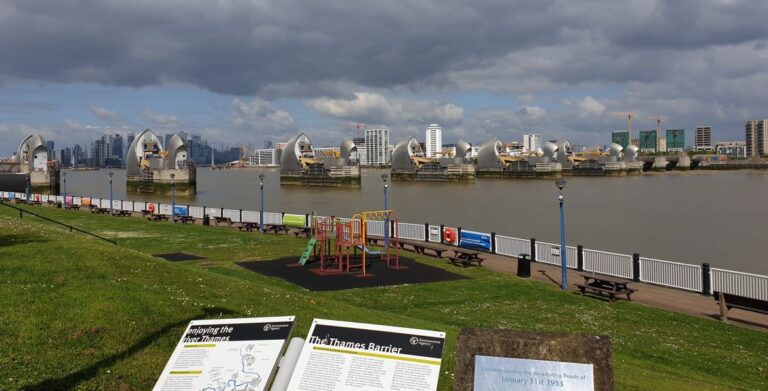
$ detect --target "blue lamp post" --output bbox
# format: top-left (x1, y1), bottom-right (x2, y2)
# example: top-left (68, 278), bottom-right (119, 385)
top-left (171, 173), bottom-right (176, 223)
top-left (382, 173), bottom-right (389, 250)
top-left (259, 173), bottom-right (265, 233)
top-left (25, 175), bottom-right (30, 202)
top-left (62, 172), bottom-right (67, 208)
top-left (108, 171), bottom-right (113, 214)
top-left (556, 178), bottom-right (568, 290)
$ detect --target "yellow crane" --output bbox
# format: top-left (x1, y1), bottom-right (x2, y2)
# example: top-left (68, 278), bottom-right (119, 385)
top-left (646, 115), bottom-right (664, 153)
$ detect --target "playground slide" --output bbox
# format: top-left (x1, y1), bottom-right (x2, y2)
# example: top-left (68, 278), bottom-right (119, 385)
top-left (299, 239), bottom-right (317, 265)
top-left (355, 244), bottom-right (384, 256)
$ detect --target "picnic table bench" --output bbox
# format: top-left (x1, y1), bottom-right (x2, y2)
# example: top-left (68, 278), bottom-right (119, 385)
top-left (27, 200), bottom-right (43, 206)
top-left (64, 204), bottom-right (80, 210)
top-left (448, 248), bottom-right (484, 267)
top-left (213, 216), bottom-right (234, 227)
top-left (111, 210), bottom-right (132, 217)
top-left (264, 224), bottom-right (289, 234)
top-left (291, 226), bottom-right (313, 238)
top-left (239, 222), bottom-right (260, 232)
top-left (140, 209), bottom-right (152, 217)
top-left (174, 215), bottom-right (195, 224)
top-left (714, 292), bottom-right (768, 322)
top-left (575, 273), bottom-right (636, 301)
top-left (91, 207), bottom-right (110, 214)
top-left (147, 214), bottom-right (170, 222)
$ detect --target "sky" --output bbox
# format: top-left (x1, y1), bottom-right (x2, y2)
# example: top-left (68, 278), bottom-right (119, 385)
top-left (2, 0), bottom-right (768, 155)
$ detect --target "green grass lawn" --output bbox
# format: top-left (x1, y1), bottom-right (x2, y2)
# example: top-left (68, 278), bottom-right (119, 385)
top-left (1, 205), bottom-right (766, 390)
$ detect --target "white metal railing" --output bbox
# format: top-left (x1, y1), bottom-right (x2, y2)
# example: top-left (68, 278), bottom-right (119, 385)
top-left (366, 220), bottom-right (385, 237)
top-left (583, 249), bottom-right (633, 279)
top-left (205, 207), bottom-right (222, 218)
top-left (495, 235), bottom-right (529, 258)
top-left (121, 201), bottom-right (134, 211)
top-left (222, 208), bottom-right (241, 222)
top-left (189, 206), bottom-right (205, 219)
top-left (241, 210), bottom-right (259, 223)
top-left (262, 212), bottom-right (283, 225)
top-left (711, 268), bottom-right (768, 301)
top-left (536, 241), bottom-right (577, 269)
top-left (397, 222), bottom-right (425, 241)
top-left (132, 201), bottom-right (145, 212)
top-left (640, 257), bottom-right (701, 292)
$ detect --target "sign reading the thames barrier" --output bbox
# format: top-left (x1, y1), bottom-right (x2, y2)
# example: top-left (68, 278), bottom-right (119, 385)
top-left (286, 319), bottom-right (446, 391)
top-left (154, 316), bottom-right (295, 391)
top-left (474, 355), bottom-right (594, 391)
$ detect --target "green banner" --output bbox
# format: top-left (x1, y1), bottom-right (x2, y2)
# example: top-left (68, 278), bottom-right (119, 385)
top-left (283, 214), bottom-right (306, 227)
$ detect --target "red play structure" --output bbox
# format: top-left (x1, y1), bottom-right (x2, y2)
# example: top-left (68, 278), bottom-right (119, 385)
top-left (310, 211), bottom-right (400, 276)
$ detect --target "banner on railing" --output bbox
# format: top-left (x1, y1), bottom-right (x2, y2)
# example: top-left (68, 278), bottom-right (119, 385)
top-left (459, 229), bottom-right (491, 251)
top-left (283, 213), bottom-right (305, 227)
top-left (173, 205), bottom-right (189, 216)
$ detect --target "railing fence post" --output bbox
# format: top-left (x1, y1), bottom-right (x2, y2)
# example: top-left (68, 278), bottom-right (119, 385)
top-left (702, 263), bottom-right (711, 296)
top-left (440, 224), bottom-right (445, 244)
top-left (457, 226), bottom-right (462, 246)
top-left (491, 232), bottom-right (496, 254)
top-left (530, 238), bottom-right (536, 262)
top-left (577, 245), bottom-right (584, 271)
top-left (391, 220), bottom-right (396, 238)
top-left (424, 223), bottom-right (429, 242)
top-left (632, 253), bottom-right (641, 282)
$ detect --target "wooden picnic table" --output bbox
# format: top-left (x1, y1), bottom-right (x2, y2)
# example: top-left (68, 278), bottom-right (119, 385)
top-left (575, 273), bottom-right (636, 301)
top-left (91, 207), bottom-right (110, 214)
top-left (64, 204), bottom-right (80, 210)
top-left (449, 248), bottom-right (484, 267)
top-left (27, 200), bottom-right (43, 206)
top-left (174, 215), bottom-right (195, 224)
top-left (239, 222), bottom-right (260, 232)
top-left (213, 216), bottom-right (234, 227)
top-left (147, 214), bottom-right (170, 222)
top-left (291, 226), bottom-right (312, 238)
top-left (264, 224), bottom-right (289, 234)
top-left (111, 210), bottom-right (132, 217)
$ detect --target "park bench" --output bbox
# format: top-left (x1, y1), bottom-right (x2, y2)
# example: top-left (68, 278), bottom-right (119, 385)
top-left (575, 273), bottom-right (636, 301)
top-left (448, 249), bottom-right (484, 267)
top-left (714, 292), bottom-right (768, 322)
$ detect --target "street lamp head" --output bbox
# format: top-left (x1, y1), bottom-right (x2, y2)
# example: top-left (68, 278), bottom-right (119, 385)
top-left (555, 178), bottom-right (566, 190)
top-left (259, 173), bottom-right (265, 180)
top-left (381, 173), bottom-right (388, 183)
top-left (170, 173), bottom-right (176, 180)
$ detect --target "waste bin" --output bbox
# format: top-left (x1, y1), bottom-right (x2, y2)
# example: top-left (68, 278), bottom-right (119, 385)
top-left (203, 214), bottom-right (210, 226)
top-left (517, 253), bottom-right (531, 278)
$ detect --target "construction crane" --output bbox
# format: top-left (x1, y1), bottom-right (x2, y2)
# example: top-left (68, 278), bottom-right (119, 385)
top-left (347, 122), bottom-right (367, 139)
top-left (612, 112), bottom-right (635, 143)
top-left (646, 115), bottom-right (664, 153)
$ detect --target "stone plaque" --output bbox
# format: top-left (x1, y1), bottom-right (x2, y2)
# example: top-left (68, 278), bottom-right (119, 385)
top-left (454, 328), bottom-right (613, 391)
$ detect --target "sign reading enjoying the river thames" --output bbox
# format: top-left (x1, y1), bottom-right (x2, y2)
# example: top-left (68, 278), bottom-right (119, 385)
top-left (474, 355), bottom-right (594, 391)
top-left (153, 316), bottom-right (295, 391)
top-left (286, 319), bottom-right (446, 391)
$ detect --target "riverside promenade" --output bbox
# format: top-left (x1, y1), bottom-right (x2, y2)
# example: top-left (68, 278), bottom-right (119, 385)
top-left (476, 252), bottom-right (768, 331)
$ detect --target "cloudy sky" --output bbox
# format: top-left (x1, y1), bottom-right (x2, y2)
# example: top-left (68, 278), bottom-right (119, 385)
top-left (1, 0), bottom-right (767, 154)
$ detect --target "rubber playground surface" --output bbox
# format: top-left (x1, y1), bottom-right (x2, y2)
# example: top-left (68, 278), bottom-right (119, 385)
top-left (237, 257), bottom-right (469, 291)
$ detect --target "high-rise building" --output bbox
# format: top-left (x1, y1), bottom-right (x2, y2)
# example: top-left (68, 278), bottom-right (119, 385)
top-left (639, 130), bottom-right (657, 153)
top-left (666, 129), bottom-right (685, 153)
top-left (611, 131), bottom-right (629, 149)
top-left (715, 141), bottom-right (747, 158)
top-left (72, 144), bottom-right (84, 167)
top-left (523, 134), bottom-right (542, 152)
top-left (425, 124), bottom-right (442, 158)
top-left (248, 149), bottom-right (278, 166)
top-left (112, 133), bottom-right (124, 159)
top-left (46, 141), bottom-right (55, 160)
top-left (694, 126), bottom-right (712, 151)
top-left (365, 128), bottom-right (390, 166)
top-left (745, 120), bottom-right (767, 157)
top-left (353, 137), bottom-right (366, 165)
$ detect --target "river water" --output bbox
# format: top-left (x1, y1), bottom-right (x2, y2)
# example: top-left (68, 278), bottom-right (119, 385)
top-left (63, 168), bottom-right (767, 274)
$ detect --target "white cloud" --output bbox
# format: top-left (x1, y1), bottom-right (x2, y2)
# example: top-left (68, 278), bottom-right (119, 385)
top-left (141, 109), bottom-right (179, 128)
top-left (88, 105), bottom-right (122, 124)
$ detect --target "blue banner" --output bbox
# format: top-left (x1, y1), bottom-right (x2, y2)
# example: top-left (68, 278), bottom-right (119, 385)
top-left (459, 230), bottom-right (491, 251)
top-left (173, 205), bottom-right (189, 216)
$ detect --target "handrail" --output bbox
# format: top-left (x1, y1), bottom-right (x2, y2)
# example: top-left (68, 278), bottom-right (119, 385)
top-left (0, 201), bottom-right (117, 245)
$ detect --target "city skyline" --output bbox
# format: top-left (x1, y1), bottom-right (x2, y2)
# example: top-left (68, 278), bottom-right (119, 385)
top-left (2, 1), bottom-right (768, 154)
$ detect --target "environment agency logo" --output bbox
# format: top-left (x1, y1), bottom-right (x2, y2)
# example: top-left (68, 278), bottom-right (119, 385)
top-left (409, 336), bottom-right (442, 350)
top-left (263, 323), bottom-right (289, 332)
top-left (409, 337), bottom-right (419, 345)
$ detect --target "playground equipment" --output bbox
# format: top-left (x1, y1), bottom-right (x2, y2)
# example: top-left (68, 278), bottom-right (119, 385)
top-left (302, 210), bottom-right (400, 276)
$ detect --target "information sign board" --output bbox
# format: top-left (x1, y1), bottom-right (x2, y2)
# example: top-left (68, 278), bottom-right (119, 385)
top-left (154, 316), bottom-right (295, 391)
top-left (287, 319), bottom-right (445, 391)
top-left (459, 230), bottom-right (492, 251)
top-left (283, 213), bottom-right (306, 227)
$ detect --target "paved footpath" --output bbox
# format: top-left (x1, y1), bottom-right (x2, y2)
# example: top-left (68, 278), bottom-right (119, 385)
top-left (472, 252), bottom-right (768, 332)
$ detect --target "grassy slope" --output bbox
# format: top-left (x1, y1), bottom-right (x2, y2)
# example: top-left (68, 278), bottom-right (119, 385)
top-left (0, 206), bottom-right (765, 390)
